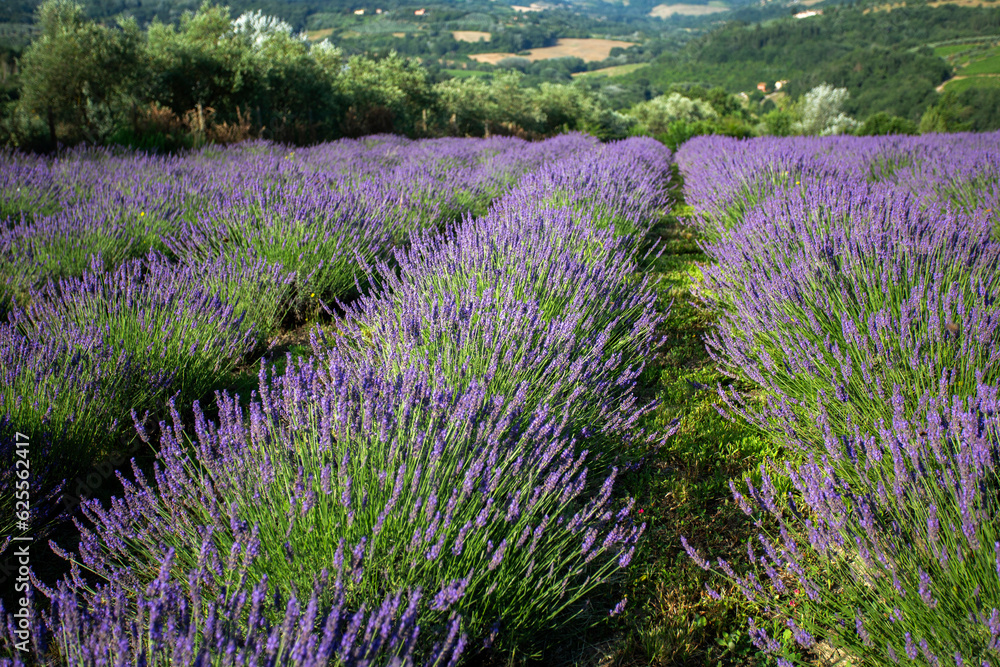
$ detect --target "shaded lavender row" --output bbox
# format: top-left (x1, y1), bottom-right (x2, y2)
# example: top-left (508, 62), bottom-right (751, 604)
top-left (0, 137), bottom-right (671, 665)
top-left (0, 251), bottom-right (290, 539)
top-left (497, 136), bottom-right (673, 239)
top-left (678, 133), bottom-right (1000, 664)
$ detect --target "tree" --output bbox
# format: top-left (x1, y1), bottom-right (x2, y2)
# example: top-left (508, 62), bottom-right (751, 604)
top-left (434, 71), bottom-right (542, 137)
top-left (918, 90), bottom-right (972, 133)
top-left (336, 51), bottom-right (435, 136)
top-left (145, 3), bottom-right (256, 122)
top-left (534, 82), bottom-right (597, 134)
top-left (792, 83), bottom-right (859, 136)
top-left (857, 111), bottom-right (917, 136)
top-left (954, 86), bottom-right (1000, 132)
top-left (626, 93), bottom-right (717, 135)
top-left (762, 109), bottom-right (795, 136)
top-left (17, 0), bottom-right (142, 146)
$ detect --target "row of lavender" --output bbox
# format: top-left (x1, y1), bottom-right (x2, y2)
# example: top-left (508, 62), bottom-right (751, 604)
top-left (678, 132), bottom-right (1000, 664)
top-left (0, 136), bottom-right (674, 664)
top-left (0, 134), bottom-right (598, 537)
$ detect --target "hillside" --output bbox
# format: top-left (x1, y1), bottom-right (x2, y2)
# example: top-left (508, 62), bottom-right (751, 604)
top-left (623, 1), bottom-right (1000, 120)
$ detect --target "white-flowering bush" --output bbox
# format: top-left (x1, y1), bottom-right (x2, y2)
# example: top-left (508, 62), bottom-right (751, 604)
top-left (232, 10), bottom-right (305, 49)
top-left (627, 93), bottom-right (717, 134)
top-left (793, 83), bottom-right (861, 136)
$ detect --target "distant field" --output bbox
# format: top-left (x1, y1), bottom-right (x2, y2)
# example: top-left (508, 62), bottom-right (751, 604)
top-left (572, 63), bottom-right (649, 78)
top-left (648, 2), bottom-right (729, 17)
top-left (928, 0), bottom-right (1000, 7)
top-left (942, 74), bottom-right (1000, 91)
top-left (866, 0), bottom-right (998, 11)
top-left (962, 52), bottom-right (1000, 74)
top-left (452, 30), bottom-right (491, 42)
top-left (934, 42), bottom-right (978, 56)
top-left (443, 68), bottom-right (491, 78)
top-left (863, 2), bottom-right (906, 13)
top-left (468, 37), bottom-right (636, 64)
top-left (305, 28), bottom-right (334, 41)
top-left (938, 44), bottom-right (1000, 90)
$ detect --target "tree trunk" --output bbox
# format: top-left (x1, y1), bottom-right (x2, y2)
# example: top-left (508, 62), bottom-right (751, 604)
top-left (47, 106), bottom-right (56, 151)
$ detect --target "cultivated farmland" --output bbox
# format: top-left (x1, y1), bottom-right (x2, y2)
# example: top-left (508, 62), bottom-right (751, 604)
top-left (467, 37), bottom-right (636, 64)
top-left (1, 131), bottom-right (999, 665)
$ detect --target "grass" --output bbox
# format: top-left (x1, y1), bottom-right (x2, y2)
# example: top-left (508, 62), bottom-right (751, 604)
top-left (606, 212), bottom-right (779, 666)
top-left (933, 43), bottom-right (977, 57)
top-left (960, 51), bottom-right (1000, 75)
top-left (521, 204), bottom-right (780, 666)
top-left (572, 64), bottom-right (650, 79)
top-left (941, 73), bottom-right (1000, 92)
top-left (305, 28), bottom-right (334, 41)
top-left (444, 68), bottom-right (492, 78)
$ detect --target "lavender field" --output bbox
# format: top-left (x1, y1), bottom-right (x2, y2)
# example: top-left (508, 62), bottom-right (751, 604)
top-left (0, 130), bottom-right (998, 666)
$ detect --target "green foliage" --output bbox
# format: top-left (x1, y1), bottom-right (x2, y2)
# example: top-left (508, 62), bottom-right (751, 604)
top-left (435, 70), bottom-right (543, 136)
top-left (623, 4), bottom-right (1000, 121)
top-left (791, 46), bottom-right (950, 122)
top-left (17, 0), bottom-right (143, 146)
top-left (434, 71), bottom-right (631, 138)
top-left (651, 116), bottom-right (755, 151)
top-left (627, 92), bottom-right (718, 135)
top-left (761, 108), bottom-right (794, 136)
top-left (857, 110), bottom-right (918, 136)
top-left (919, 89), bottom-right (973, 132)
top-left (337, 51), bottom-right (434, 136)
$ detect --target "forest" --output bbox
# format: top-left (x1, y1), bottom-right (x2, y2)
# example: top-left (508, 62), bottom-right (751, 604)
top-left (0, 0), bottom-right (999, 151)
top-left (623, 2), bottom-right (1000, 122)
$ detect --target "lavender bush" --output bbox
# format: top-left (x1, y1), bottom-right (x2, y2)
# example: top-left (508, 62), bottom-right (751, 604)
top-left (679, 132), bottom-right (1000, 664)
top-left (5, 532), bottom-right (467, 666)
top-left (0, 251), bottom-right (290, 512)
top-left (701, 178), bottom-right (1000, 454)
top-left (165, 180), bottom-right (396, 313)
top-left (500, 136), bottom-right (673, 239)
top-left (335, 204), bottom-right (665, 462)
top-left (58, 354), bottom-right (642, 660)
top-left (685, 388), bottom-right (1000, 665)
top-left (0, 134), bottom-right (669, 665)
top-left (13, 252), bottom-right (280, 401)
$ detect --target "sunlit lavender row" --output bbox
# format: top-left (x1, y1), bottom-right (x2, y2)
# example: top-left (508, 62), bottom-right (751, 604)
top-left (678, 132), bottom-right (1000, 664)
top-left (0, 135), bottom-right (673, 664)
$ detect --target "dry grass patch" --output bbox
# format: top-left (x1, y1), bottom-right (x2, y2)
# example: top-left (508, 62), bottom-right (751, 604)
top-left (866, 0), bottom-right (997, 11)
top-left (929, 0), bottom-right (1000, 6)
top-left (305, 28), bottom-right (334, 41)
top-left (468, 37), bottom-right (636, 64)
top-left (648, 3), bottom-right (729, 18)
top-left (452, 30), bottom-right (491, 42)
top-left (572, 63), bottom-right (650, 78)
